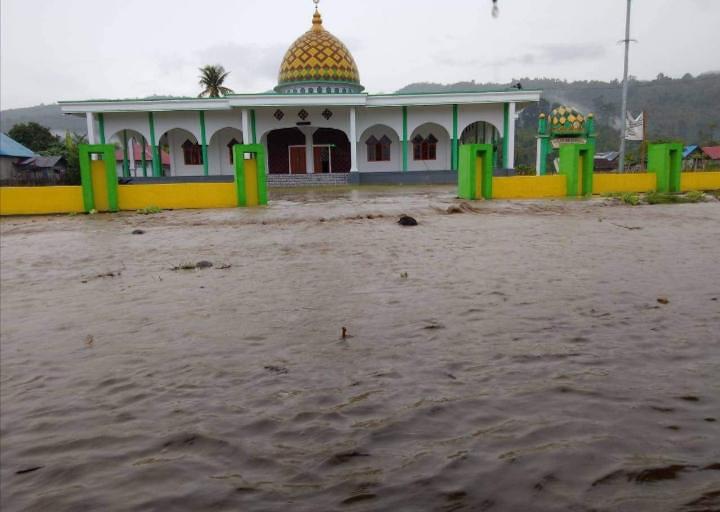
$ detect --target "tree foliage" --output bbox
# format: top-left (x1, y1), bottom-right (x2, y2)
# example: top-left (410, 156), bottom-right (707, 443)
top-left (40, 132), bottom-right (87, 184)
top-left (198, 65), bottom-right (234, 98)
top-left (8, 122), bottom-right (58, 152)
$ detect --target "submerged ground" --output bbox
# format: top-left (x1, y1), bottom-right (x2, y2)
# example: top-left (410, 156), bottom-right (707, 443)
top-left (1, 186), bottom-right (719, 512)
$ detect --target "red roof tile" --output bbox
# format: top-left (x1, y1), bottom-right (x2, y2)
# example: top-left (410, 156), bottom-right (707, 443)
top-left (701, 146), bottom-right (720, 160)
top-left (116, 141), bottom-right (170, 165)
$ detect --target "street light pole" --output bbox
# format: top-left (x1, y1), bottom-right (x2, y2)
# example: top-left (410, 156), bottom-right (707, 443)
top-left (618, 0), bottom-right (632, 172)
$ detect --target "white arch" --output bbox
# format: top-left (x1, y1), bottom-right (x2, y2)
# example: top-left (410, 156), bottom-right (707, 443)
top-left (208, 127), bottom-right (244, 176)
top-left (459, 120), bottom-right (501, 145)
top-left (358, 124), bottom-right (402, 172)
top-left (408, 122), bottom-right (451, 171)
top-left (158, 128), bottom-right (202, 177)
top-left (207, 125), bottom-right (244, 144)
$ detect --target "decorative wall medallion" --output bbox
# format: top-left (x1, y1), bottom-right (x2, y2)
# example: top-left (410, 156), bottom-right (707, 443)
top-left (274, 109), bottom-right (285, 120)
top-left (298, 109), bottom-right (309, 121)
top-left (322, 109), bottom-right (333, 120)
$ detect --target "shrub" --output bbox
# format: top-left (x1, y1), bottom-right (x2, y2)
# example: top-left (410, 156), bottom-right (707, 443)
top-left (137, 206), bottom-right (162, 215)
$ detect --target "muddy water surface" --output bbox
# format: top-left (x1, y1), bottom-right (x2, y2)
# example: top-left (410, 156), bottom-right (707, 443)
top-left (1, 187), bottom-right (719, 511)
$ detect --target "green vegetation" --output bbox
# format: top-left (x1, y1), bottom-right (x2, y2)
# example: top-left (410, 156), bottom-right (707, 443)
top-left (644, 191), bottom-right (705, 204)
top-left (684, 190), bottom-right (705, 203)
top-left (136, 206), bottom-right (162, 215)
top-left (198, 65), bottom-right (234, 98)
top-left (8, 122), bottom-right (58, 152)
top-left (620, 193), bottom-right (640, 205)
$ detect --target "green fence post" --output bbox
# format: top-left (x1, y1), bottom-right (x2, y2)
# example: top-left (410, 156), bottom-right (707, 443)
top-left (233, 143), bottom-right (267, 207)
top-left (458, 143), bottom-right (493, 200)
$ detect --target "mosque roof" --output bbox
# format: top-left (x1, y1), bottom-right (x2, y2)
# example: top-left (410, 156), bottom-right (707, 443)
top-left (276, 7), bottom-right (361, 90)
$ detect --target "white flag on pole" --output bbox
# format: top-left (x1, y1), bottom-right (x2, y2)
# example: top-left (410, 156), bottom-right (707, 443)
top-left (625, 111), bottom-right (644, 141)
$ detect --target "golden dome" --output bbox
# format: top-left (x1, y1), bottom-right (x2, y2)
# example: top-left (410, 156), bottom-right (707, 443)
top-left (276, 8), bottom-right (362, 93)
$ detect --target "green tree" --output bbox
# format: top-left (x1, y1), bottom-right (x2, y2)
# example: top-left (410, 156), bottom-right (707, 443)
top-left (198, 65), bottom-right (234, 98)
top-left (8, 122), bottom-right (58, 152)
top-left (40, 132), bottom-right (86, 184)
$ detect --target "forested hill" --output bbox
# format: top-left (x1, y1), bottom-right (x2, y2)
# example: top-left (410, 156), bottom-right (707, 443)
top-left (398, 73), bottom-right (720, 146)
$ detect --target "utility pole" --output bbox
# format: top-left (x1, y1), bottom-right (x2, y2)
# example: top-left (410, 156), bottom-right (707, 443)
top-left (618, 0), bottom-right (633, 172)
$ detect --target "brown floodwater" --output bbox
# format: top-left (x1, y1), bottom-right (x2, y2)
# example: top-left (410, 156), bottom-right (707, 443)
top-left (1, 186), bottom-right (719, 512)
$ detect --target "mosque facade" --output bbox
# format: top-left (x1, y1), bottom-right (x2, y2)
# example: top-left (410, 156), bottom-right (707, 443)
top-left (61, 5), bottom-right (540, 178)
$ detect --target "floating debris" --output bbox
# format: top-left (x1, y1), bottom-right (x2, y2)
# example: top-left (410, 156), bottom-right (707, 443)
top-left (16, 466), bottom-right (44, 475)
top-left (657, 297), bottom-right (670, 305)
top-left (398, 215), bottom-right (418, 226)
top-left (264, 365), bottom-right (288, 375)
top-left (195, 261), bottom-right (214, 269)
top-left (131, 229), bottom-right (145, 235)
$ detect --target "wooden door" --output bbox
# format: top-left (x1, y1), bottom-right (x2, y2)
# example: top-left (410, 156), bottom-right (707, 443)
top-left (314, 146), bottom-right (331, 173)
top-left (289, 146), bottom-right (306, 174)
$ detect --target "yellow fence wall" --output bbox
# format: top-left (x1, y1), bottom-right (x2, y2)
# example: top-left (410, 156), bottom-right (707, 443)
top-left (593, 173), bottom-right (656, 194)
top-left (117, 183), bottom-right (236, 210)
top-left (680, 172), bottom-right (720, 192)
top-left (0, 186), bottom-right (84, 215)
top-left (493, 175), bottom-right (567, 199)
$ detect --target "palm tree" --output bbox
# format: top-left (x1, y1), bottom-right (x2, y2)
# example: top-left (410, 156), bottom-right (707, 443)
top-left (198, 65), bottom-right (234, 98)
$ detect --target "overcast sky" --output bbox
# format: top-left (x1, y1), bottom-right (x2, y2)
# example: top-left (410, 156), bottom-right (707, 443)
top-left (1, 0), bottom-right (719, 110)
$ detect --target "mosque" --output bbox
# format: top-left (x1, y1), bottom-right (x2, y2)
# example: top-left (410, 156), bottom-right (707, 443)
top-left (60, 2), bottom-right (540, 181)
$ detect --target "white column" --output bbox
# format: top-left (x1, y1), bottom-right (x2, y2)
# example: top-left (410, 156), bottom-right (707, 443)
top-left (349, 107), bottom-right (358, 172)
top-left (304, 128), bottom-right (315, 173)
top-left (535, 138), bottom-right (542, 176)
top-left (507, 102), bottom-right (516, 169)
top-left (241, 109), bottom-right (250, 144)
top-left (86, 112), bottom-right (96, 144)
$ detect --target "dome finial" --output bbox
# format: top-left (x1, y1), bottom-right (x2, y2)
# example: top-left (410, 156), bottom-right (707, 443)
top-left (312, 0), bottom-right (323, 31)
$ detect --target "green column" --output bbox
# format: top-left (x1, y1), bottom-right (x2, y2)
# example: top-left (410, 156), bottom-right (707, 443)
top-left (251, 109), bottom-right (257, 144)
top-left (122, 130), bottom-right (130, 177)
top-left (149, 112), bottom-right (161, 177)
top-left (141, 137), bottom-right (148, 177)
top-left (98, 113), bottom-right (106, 144)
top-left (199, 111), bottom-right (209, 176)
top-left (402, 106), bottom-right (408, 172)
top-left (538, 113), bottom-right (550, 176)
top-left (451, 104), bottom-right (459, 171)
top-left (502, 103), bottom-right (510, 168)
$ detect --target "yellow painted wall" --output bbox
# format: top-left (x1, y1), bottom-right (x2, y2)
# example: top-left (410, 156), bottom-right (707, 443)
top-left (680, 171), bottom-right (720, 191)
top-left (0, 186), bottom-right (84, 215)
top-left (593, 173), bottom-right (656, 194)
top-left (493, 175), bottom-right (567, 199)
top-left (117, 183), bottom-right (236, 210)
top-left (91, 160), bottom-right (110, 211)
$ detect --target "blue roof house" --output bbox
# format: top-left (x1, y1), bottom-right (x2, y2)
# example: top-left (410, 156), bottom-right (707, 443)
top-left (0, 133), bottom-right (36, 182)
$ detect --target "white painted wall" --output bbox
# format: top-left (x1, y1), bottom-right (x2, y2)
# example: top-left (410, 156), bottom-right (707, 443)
top-left (255, 106), bottom-right (351, 142)
top-left (104, 113), bottom-right (151, 142)
top-left (407, 105), bottom-right (453, 138)
top-left (357, 124), bottom-right (401, 172)
top-left (155, 111), bottom-right (202, 143)
top-left (208, 127), bottom-right (244, 175)
top-left (165, 129), bottom-right (202, 176)
top-left (409, 123), bottom-right (451, 171)
top-left (457, 103), bottom-right (504, 137)
top-left (357, 107), bottom-right (403, 144)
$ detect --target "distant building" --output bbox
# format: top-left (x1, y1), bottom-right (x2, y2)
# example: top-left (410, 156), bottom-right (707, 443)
top-left (114, 140), bottom-right (170, 177)
top-left (15, 155), bottom-right (67, 184)
top-left (594, 151), bottom-right (619, 172)
top-left (0, 133), bottom-right (36, 183)
top-left (701, 146), bottom-right (720, 167)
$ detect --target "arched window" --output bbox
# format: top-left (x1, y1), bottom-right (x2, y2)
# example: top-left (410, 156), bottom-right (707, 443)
top-left (412, 134), bottom-right (438, 161)
top-left (182, 139), bottom-right (203, 165)
top-left (366, 135), bottom-right (392, 162)
top-left (227, 138), bottom-right (240, 163)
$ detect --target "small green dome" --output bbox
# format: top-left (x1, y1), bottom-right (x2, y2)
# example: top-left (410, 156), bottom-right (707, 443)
top-left (549, 106), bottom-right (586, 135)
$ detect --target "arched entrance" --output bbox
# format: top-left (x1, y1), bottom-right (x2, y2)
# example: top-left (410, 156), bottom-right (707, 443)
top-left (460, 121), bottom-right (501, 167)
top-left (265, 127), bottom-right (351, 174)
top-left (267, 128), bottom-right (305, 174)
top-left (313, 128), bottom-right (350, 173)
